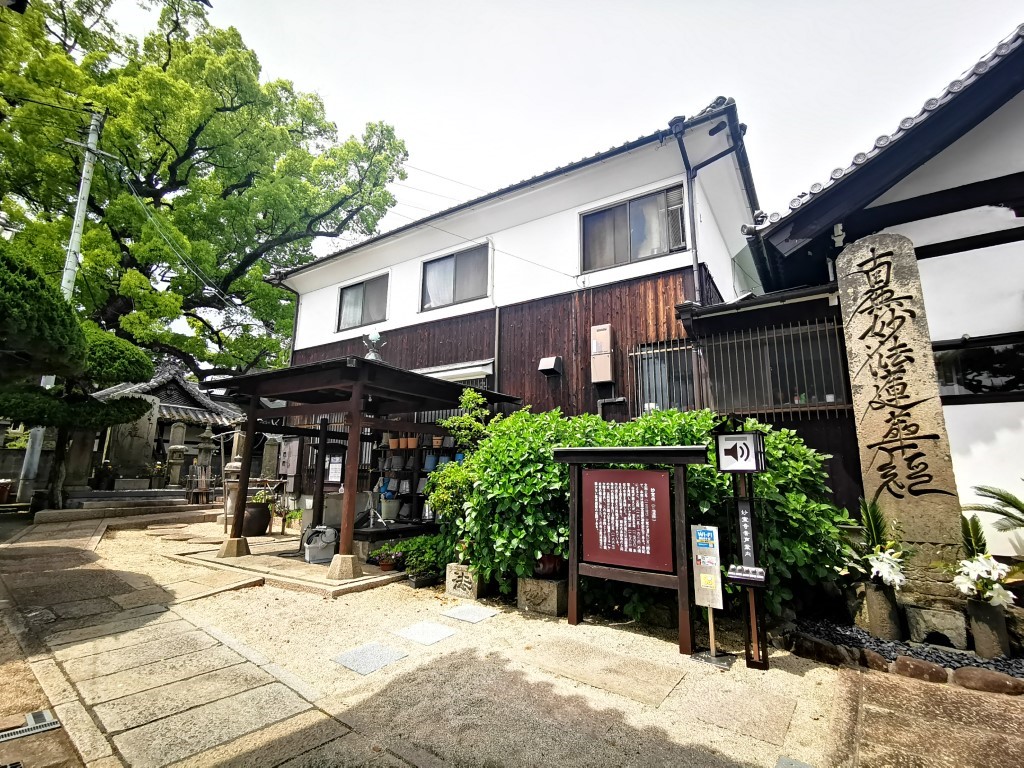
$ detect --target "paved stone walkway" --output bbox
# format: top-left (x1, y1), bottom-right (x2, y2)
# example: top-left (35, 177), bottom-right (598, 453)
top-left (2, 518), bottom-right (1023, 767)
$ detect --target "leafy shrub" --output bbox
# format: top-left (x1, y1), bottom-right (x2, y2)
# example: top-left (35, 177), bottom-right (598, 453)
top-left (445, 403), bottom-right (853, 614)
top-left (425, 459), bottom-right (475, 562)
top-left (397, 535), bottom-right (452, 577)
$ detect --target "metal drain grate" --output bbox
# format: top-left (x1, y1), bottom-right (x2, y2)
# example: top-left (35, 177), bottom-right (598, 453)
top-left (0, 710), bottom-right (61, 743)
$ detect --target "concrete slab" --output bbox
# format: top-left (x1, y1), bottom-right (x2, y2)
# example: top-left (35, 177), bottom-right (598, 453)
top-left (93, 662), bottom-right (274, 733)
top-left (112, 682), bottom-right (310, 767)
top-left (261, 663), bottom-right (322, 702)
top-left (28, 658), bottom-right (78, 706)
top-left (441, 604), bottom-right (497, 624)
top-left (333, 643), bottom-right (409, 676)
top-left (4, 570), bottom-right (131, 606)
top-left (53, 699), bottom-right (113, 763)
top-left (670, 675), bottom-right (798, 746)
top-left (392, 621), bottom-right (458, 646)
top-left (202, 626), bottom-right (270, 665)
top-left (76, 644), bottom-right (246, 705)
top-left (46, 603), bottom-right (168, 635)
top-left (517, 638), bottom-right (684, 707)
top-left (46, 609), bottom-right (177, 647)
top-left (191, 570), bottom-right (253, 588)
top-left (276, 732), bottom-right (407, 767)
top-left (52, 618), bottom-right (195, 661)
top-left (110, 586), bottom-right (173, 609)
top-left (62, 629), bottom-right (219, 682)
top-left (164, 710), bottom-right (349, 768)
top-left (162, 580), bottom-right (211, 599)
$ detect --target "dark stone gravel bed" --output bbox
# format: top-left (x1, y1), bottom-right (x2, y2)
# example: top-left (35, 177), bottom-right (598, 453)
top-left (796, 618), bottom-right (1024, 679)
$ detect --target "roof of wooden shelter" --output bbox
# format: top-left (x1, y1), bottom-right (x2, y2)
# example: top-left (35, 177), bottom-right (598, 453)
top-left (199, 356), bottom-right (520, 416)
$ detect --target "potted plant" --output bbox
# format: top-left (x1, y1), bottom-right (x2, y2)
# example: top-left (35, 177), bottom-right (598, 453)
top-left (402, 534), bottom-right (448, 588)
top-left (853, 498), bottom-right (908, 641)
top-left (243, 488), bottom-right (275, 537)
top-left (371, 542), bottom-right (405, 572)
top-left (953, 514), bottom-right (1016, 658)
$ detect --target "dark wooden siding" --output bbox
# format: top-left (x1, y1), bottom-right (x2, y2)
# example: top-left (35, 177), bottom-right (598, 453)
top-left (291, 267), bottom-right (694, 417)
top-left (291, 309), bottom-right (496, 369)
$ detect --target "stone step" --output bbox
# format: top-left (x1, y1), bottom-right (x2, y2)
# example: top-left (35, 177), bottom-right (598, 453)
top-left (66, 488), bottom-right (191, 499)
top-left (74, 497), bottom-right (190, 510)
top-left (34, 504), bottom-right (221, 524)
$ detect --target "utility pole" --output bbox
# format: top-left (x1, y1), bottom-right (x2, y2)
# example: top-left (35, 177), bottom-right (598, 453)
top-left (16, 111), bottom-right (103, 503)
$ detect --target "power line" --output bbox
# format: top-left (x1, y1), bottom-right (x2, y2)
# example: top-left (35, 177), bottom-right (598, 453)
top-left (391, 182), bottom-right (466, 203)
top-left (0, 92), bottom-right (93, 115)
top-left (405, 164), bottom-right (489, 194)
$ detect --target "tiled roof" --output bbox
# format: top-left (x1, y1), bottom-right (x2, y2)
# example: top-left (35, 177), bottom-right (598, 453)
top-left (159, 403), bottom-right (238, 427)
top-left (758, 23), bottom-right (1024, 233)
top-left (94, 362), bottom-right (243, 424)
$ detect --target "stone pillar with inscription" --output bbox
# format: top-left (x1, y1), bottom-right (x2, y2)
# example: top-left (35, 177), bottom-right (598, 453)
top-left (836, 233), bottom-right (961, 597)
top-left (166, 421), bottom-right (187, 488)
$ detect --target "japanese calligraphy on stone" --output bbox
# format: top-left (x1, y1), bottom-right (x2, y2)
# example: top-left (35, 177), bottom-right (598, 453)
top-left (582, 469), bottom-right (674, 572)
top-left (837, 233), bottom-right (959, 544)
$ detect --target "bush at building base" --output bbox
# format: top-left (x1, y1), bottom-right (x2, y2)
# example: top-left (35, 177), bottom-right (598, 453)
top-left (428, 402), bottom-right (854, 617)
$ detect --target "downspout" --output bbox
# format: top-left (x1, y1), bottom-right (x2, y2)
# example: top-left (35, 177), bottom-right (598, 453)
top-left (269, 274), bottom-right (301, 366)
top-left (493, 305), bottom-right (501, 393)
top-left (669, 116), bottom-right (701, 307)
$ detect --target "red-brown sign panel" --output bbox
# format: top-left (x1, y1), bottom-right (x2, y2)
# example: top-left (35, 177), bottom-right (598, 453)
top-left (582, 469), bottom-right (673, 572)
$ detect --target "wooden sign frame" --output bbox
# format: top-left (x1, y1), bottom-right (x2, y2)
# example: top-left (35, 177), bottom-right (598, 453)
top-left (553, 446), bottom-right (709, 654)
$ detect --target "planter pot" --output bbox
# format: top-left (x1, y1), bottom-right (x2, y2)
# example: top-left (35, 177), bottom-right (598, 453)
top-left (401, 437), bottom-right (416, 449)
top-left (242, 502), bottom-right (272, 537)
top-left (968, 597), bottom-right (1011, 658)
top-left (381, 499), bottom-right (401, 521)
top-left (432, 436), bottom-right (444, 448)
top-left (408, 572), bottom-right (439, 589)
top-left (379, 561), bottom-right (396, 572)
top-left (864, 582), bottom-right (902, 641)
top-left (388, 438), bottom-right (400, 450)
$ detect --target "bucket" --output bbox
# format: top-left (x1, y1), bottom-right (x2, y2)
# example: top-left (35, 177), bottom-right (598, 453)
top-left (381, 499), bottom-right (401, 521)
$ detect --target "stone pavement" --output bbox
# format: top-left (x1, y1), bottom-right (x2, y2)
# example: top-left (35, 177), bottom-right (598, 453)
top-left (2, 518), bottom-right (1024, 767)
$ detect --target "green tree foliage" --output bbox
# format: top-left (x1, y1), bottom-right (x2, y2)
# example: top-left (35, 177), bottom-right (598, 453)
top-left (963, 482), bottom-right (1024, 533)
top-left (0, 242), bottom-right (86, 383)
top-left (1, 0), bottom-right (407, 378)
top-left (430, 403), bottom-right (854, 615)
top-left (82, 322), bottom-right (154, 387)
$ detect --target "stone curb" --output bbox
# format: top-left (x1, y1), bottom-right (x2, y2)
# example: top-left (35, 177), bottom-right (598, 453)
top-left (784, 630), bottom-right (1024, 696)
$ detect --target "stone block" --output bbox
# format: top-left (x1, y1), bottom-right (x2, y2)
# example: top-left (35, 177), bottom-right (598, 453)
top-left (517, 577), bottom-right (567, 617)
top-left (446, 562), bottom-right (484, 600)
top-left (892, 654), bottom-right (948, 683)
top-left (326, 554), bottom-right (362, 580)
top-left (790, 631), bottom-right (849, 666)
top-left (216, 537), bottom-right (251, 558)
top-left (905, 605), bottom-right (967, 649)
top-left (951, 666), bottom-right (1024, 695)
top-left (860, 648), bottom-right (891, 672)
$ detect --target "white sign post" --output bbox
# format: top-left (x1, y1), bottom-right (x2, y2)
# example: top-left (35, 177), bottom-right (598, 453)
top-left (691, 524), bottom-right (731, 667)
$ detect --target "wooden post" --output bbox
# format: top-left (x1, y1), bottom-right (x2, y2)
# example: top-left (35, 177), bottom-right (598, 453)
top-left (567, 463), bottom-right (582, 625)
top-left (673, 465), bottom-right (695, 654)
top-left (311, 418), bottom-right (329, 528)
top-left (339, 385), bottom-right (364, 556)
top-left (230, 395), bottom-right (259, 539)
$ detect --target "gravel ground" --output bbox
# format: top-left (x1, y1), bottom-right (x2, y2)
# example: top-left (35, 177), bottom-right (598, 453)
top-left (95, 524), bottom-right (856, 767)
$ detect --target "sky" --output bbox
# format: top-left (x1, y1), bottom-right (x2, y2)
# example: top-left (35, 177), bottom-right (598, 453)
top-left (110, 0), bottom-right (1023, 250)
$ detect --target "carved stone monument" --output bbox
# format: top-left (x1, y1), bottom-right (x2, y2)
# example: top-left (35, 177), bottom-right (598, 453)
top-left (261, 436), bottom-right (281, 480)
top-left (167, 421), bottom-right (187, 487)
top-left (106, 394), bottom-right (160, 479)
top-left (64, 430), bottom-right (96, 491)
top-left (836, 234), bottom-right (961, 592)
top-left (197, 426), bottom-right (216, 469)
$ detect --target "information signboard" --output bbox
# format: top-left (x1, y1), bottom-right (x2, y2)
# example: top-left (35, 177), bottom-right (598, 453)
top-left (690, 525), bottom-right (723, 610)
top-left (327, 456), bottom-right (343, 483)
top-left (582, 469), bottom-right (673, 573)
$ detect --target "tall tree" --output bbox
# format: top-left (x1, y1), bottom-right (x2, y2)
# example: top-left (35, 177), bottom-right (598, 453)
top-left (0, 0), bottom-right (407, 378)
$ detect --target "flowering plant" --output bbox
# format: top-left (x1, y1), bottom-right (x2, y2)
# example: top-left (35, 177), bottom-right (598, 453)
top-left (843, 498), bottom-right (909, 590)
top-left (867, 547), bottom-right (907, 590)
top-left (953, 554), bottom-right (1016, 609)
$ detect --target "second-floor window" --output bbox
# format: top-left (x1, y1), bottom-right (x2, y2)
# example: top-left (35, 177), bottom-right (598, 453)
top-left (421, 244), bottom-right (488, 310)
top-left (582, 185), bottom-right (685, 272)
top-left (338, 273), bottom-right (389, 330)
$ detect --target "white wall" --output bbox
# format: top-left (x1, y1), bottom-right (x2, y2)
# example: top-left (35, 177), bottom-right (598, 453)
top-left (289, 139), bottom-right (739, 351)
top-left (870, 91), bottom-right (1024, 207)
top-left (944, 402), bottom-right (1024, 556)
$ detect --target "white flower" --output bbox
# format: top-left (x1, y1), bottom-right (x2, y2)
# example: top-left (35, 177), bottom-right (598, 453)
top-left (952, 572), bottom-right (977, 597)
top-left (986, 583), bottom-right (1016, 609)
top-left (958, 557), bottom-right (990, 583)
top-left (868, 549), bottom-right (906, 590)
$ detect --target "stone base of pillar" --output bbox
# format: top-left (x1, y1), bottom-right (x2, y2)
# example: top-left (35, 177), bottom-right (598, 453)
top-left (216, 537), bottom-right (250, 558)
top-left (327, 554), bottom-right (362, 580)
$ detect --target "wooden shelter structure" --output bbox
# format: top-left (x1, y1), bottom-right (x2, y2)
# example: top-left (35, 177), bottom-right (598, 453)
top-left (200, 356), bottom-right (519, 557)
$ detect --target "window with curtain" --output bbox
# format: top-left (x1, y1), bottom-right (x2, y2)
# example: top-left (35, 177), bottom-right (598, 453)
top-left (421, 244), bottom-right (489, 310)
top-left (582, 185), bottom-right (685, 272)
top-left (338, 273), bottom-right (389, 330)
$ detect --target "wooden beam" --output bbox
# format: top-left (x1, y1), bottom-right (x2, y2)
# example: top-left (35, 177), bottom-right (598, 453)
top-left (339, 383), bottom-right (364, 556)
top-left (311, 418), bottom-right (329, 528)
top-left (253, 422), bottom-right (349, 440)
top-left (255, 401), bottom-right (357, 419)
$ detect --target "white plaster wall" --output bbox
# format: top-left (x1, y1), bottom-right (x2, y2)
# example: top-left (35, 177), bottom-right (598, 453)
top-left (881, 206), bottom-right (1024, 249)
top-left (290, 140), bottom-right (709, 351)
top-left (870, 91), bottom-right (1024, 207)
top-left (917, 240), bottom-right (1024, 340)
top-left (944, 402), bottom-right (1024, 557)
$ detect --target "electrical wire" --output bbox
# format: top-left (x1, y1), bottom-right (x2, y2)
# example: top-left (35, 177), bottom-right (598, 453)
top-left (391, 182), bottom-right (466, 203)
top-left (0, 92), bottom-right (93, 115)
top-left (404, 164), bottom-right (489, 194)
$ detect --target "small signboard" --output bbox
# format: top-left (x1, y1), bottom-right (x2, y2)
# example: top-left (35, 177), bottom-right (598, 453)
top-left (327, 456), bottom-right (343, 483)
top-left (715, 432), bottom-right (766, 473)
top-left (582, 469), bottom-right (673, 573)
top-left (691, 525), bottom-right (723, 610)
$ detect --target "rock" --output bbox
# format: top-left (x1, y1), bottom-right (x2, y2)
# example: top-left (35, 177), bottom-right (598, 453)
top-left (860, 648), bottom-right (890, 672)
top-left (791, 632), bottom-right (849, 667)
top-left (952, 666), bottom-right (1024, 695)
top-left (905, 605), bottom-right (967, 649)
top-left (892, 654), bottom-right (948, 683)
top-left (517, 577), bottom-right (567, 617)
top-left (446, 563), bottom-right (484, 600)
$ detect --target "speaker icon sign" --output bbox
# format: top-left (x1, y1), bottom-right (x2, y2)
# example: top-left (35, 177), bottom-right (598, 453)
top-left (715, 432), bottom-right (765, 473)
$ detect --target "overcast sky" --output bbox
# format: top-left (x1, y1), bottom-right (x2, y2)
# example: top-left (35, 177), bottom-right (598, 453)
top-left (111, 0), bottom-right (1022, 247)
